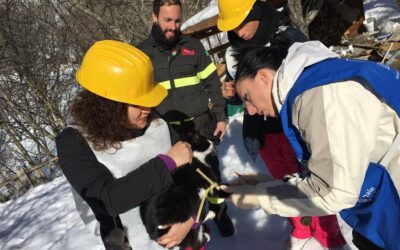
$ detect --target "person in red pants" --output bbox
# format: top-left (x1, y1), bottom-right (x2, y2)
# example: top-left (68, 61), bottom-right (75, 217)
top-left (216, 1), bottom-right (348, 248)
top-left (259, 131), bottom-right (347, 249)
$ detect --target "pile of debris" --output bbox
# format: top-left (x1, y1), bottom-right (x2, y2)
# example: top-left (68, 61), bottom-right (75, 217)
top-left (308, 0), bottom-right (363, 46)
top-left (308, 0), bottom-right (400, 69)
top-left (329, 28), bottom-right (400, 68)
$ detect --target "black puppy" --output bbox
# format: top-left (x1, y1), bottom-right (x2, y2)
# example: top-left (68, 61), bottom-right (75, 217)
top-left (140, 132), bottom-right (228, 250)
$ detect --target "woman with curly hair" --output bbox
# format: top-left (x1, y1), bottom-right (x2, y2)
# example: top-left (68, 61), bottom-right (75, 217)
top-left (56, 40), bottom-right (194, 249)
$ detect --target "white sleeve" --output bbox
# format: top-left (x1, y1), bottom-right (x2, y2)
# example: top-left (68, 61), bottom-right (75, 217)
top-left (256, 81), bottom-right (384, 216)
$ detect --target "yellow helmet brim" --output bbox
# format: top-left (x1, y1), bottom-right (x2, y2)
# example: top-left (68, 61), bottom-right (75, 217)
top-left (76, 40), bottom-right (167, 108)
top-left (76, 68), bottom-right (168, 107)
top-left (127, 83), bottom-right (167, 108)
top-left (217, 13), bottom-right (249, 32)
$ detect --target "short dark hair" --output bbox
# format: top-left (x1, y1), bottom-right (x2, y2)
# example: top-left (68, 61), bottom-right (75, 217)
top-left (153, 0), bottom-right (182, 16)
top-left (234, 34), bottom-right (291, 82)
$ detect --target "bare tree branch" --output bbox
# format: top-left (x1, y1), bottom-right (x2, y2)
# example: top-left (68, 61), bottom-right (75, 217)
top-left (288, 0), bottom-right (324, 37)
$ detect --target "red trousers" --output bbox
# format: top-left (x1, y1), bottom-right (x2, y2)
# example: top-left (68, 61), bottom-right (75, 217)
top-left (259, 133), bottom-right (346, 248)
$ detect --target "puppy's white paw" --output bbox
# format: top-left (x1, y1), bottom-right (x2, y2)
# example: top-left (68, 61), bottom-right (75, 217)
top-left (203, 211), bottom-right (215, 222)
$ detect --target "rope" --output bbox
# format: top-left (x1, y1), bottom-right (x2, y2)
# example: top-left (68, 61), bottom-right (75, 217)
top-left (195, 168), bottom-right (221, 223)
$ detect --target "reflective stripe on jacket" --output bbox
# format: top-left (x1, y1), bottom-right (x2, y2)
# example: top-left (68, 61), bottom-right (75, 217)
top-left (138, 35), bottom-right (226, 123)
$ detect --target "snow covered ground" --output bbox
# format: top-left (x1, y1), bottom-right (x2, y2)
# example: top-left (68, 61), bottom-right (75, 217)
top-left (0, 113), bottom-right (357, 250)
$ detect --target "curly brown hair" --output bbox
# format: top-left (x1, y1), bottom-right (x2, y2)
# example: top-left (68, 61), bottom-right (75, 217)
top-left (71, 89), bottom-right (152, 151)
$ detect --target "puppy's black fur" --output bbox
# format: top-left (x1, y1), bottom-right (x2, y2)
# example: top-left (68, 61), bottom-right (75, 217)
top-left (140, 132), bottom-right (228, 250)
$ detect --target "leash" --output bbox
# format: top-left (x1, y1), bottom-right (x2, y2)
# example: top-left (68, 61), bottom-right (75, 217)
top-left (168, 110), bottom-right (210, 126)
top-left (195, 168), bottom-right (222, 223)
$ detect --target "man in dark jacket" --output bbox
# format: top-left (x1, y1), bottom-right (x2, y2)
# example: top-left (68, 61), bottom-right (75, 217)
top-left (138, 0), bottom-right (234, 237)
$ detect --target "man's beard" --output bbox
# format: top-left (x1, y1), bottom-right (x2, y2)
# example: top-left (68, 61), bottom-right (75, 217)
top-left (152, 23), bottom-right (182, 49)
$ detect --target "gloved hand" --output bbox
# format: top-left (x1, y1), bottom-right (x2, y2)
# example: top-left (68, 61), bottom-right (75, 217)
top-left (220, 184), bottom-right (261, 210)
top-left (228, 172), bottom-right (274, 185)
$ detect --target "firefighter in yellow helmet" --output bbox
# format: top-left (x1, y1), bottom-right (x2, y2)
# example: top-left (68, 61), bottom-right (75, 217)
top-left (56, 40), bottom-right (194, 249)
top-left (218, 1), bottom-right (349, 250)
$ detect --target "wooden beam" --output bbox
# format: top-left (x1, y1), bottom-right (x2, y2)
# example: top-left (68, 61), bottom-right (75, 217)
top-left (182, 15), bottom-right (218, 35)
top-left (208, 42), bottom-right (230, 56)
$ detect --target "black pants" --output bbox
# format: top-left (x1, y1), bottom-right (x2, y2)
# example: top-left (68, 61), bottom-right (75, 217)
top-left (352, 230), bottom-right (383, 250)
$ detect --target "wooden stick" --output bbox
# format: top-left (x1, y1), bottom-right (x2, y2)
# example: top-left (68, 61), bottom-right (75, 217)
top-left (382, 42), bottom-right (394, 63)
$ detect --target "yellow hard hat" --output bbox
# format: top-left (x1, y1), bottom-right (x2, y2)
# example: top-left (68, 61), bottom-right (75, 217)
top-left (217, 0), bottom-right (256, 31)
top-left (76, 40), bottom-right (167, 107)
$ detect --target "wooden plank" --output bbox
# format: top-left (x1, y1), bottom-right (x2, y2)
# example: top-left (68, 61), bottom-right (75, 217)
top-left (182, 15), bottom-right (218, 35)
top-left (208, 42), bottom-right (230, 56)
top-left (380, 42), bottom-right (400, 52)
top-left (191, 27), bottom-right (221, 40)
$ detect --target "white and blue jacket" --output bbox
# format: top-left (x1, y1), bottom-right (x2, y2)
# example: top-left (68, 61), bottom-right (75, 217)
top-left (255, 41), bottom-right (400, 250)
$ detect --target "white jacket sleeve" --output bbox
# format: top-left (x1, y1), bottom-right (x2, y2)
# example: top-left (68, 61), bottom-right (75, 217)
top-left (256, 80), bottom-right (397, 216)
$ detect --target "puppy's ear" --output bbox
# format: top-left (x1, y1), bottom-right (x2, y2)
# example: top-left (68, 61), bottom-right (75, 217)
top-left (192, 130), bottom-right (201, 142)
top-left (180, 129), bottom-right (195, 141)
top-left (202, 211), bottom-right (215, 222)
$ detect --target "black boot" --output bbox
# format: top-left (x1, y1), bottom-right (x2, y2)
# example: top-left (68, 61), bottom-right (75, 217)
top-left (208, 202), bottom-right (235, 237)
top-left (352, 230), bottom-right (383, 250)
